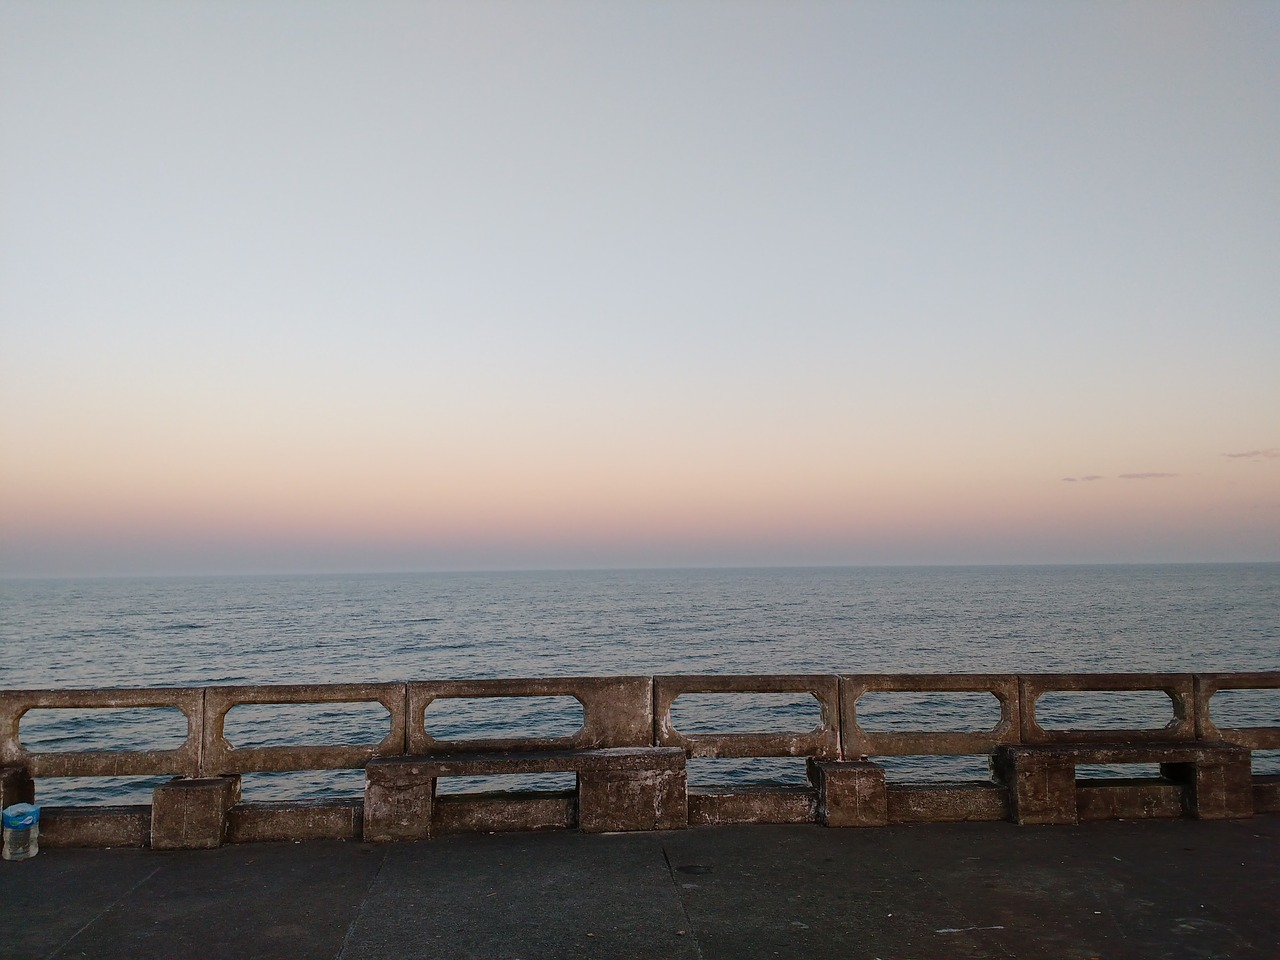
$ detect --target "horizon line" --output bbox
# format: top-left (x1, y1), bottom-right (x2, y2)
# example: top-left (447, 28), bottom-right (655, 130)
top-left (3, 558), bottom-right (1278, 582)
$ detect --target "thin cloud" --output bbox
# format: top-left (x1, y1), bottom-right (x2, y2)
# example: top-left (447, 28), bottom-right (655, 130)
top-left (1224, 448), bottom-right (1280, 461)
top-left (1119, 472), bottom-right (1177, 480)
top-left (1061, 475), bottom-right (1105, 482)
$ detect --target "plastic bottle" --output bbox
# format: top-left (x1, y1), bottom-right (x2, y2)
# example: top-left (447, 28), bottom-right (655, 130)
top-left (2, 803), bottom-right (40, 860)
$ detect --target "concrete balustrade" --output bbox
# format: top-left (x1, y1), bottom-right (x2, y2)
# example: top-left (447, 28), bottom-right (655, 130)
top-left (202, 683), bottom-right (409, 774)
top-left (0, 686), bottom-right (205, 778)
top-left (408, 676), bottom-right (653, 753)
top-left (0, 672), bottom-right (1276, 849)
top-left (840, 673), bottom-right (1022, 757)
top-left (1018, 673), bottom-right (1197, 744)
top-left (1195, 672), bottom-right (1280, 748)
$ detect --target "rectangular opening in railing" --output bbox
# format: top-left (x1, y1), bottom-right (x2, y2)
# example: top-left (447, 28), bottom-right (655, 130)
top-left (423, 696), bottom-right (586, 743)
top-left (1206, 689), bottom-right (1280, 729)
top-left (852, 692), bottom-right (1002, 733)
top-left (238, 770), bottom-right (371, 802)
top-left (668, 692), bottom-right (823, 736)
top-left (654, 675), bottom-right (839, 759)
top-left (1075, 762), bottom-right (1164, 781)
top-left (839, 674), bottom-right (1020, 757)
top-left (685, 756), bottom-right (812, 789)
top-left (223, 702), bottom-right (393, 749)
top-left (406, 677), bottom-right (652, 752)
top-left (20, 707), bottom-right (190, 753)
top-left (876, 755), bottom-right (995, 784)
top-left (1198, 673), bottom-right (1280, 751)
top-left (1251, 749), bottom-right (1280, 776)
top-left (0, 687), bottom-right (204, 779)
top-left (1034, 691), bottom-right (1178, 731)
top-left (201, 683), bottom-right (407, 774)
top-left (26, 775), bottom-right (171, 807)
top-left (1019, 674), bottom-right (1194, 743)
top-left (433, 772), bottom-right (578, 795)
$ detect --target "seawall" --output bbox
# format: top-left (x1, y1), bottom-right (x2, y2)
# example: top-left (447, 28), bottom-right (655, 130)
top-left (1, 671), bottom-right (1276, 848)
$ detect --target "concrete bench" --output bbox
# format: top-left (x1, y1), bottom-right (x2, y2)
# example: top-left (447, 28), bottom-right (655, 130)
top-left (363, 747), bottom-right (687, 841)
top-left (993, 742), bottom-right (1253, 825)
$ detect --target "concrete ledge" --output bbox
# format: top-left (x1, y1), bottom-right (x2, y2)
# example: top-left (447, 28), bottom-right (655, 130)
top-left (227, 800), bottom-right (362, 843)
top-left (366, 748), bottom-right (687, 840)
top-left (433, 791), bottom-right (576, 834)
top-left (886, 783), bottom-right (1008, 823)
top-left (688, 787), bottom-right (816, 825)
top-left (1076, 779), bottom-right (1184, 821)
top-left (39, 805), bottom-right (150, 847)
top-left (1254, 775), bottom-right (1280, 814)
top-left (995, 742), bottom-right (1253, 825)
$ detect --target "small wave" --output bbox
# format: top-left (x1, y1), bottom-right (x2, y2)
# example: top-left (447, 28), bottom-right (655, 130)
top-left (160, 623), bottom-right (209, 632)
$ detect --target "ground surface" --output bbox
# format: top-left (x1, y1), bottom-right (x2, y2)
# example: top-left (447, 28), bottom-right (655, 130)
top-left (2, 818), bottom-right (1277, 959)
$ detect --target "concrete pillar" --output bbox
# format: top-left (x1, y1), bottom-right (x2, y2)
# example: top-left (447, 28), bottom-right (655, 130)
top-left (151, 776), bottom-right (240, 850)
top-left (363, 777), bottom-right (434, 842)
top-left (994, 748), bottom-right (1077, 825)
top-left (1163, 759), bottom-right (1254, 820)
top-left (1, 767), bottom-right (35, 809)
top-left (809, 759), bottom-right (888, 827)
top-left (578, 768), bottom-right (687, 833)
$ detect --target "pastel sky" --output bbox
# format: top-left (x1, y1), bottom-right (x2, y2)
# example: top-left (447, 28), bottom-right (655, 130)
top-left (2, 1), bottom-right (1278, 576)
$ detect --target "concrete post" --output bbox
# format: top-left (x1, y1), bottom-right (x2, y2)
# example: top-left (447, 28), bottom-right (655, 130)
top-left (578, 767), bottom-right (687, 833)
top-left (151, 776), bottom-right (241, 850)
top-left (808, 759), bottom-right (888, 827)
top-left (1, 767), bottom-right (35, 809)
top-left (1162, 759), bottom-right (1254, 820)
top-left (994, 748), bottom-right (1077, 825)
top-left (364, 777), bottom-right (434, 842)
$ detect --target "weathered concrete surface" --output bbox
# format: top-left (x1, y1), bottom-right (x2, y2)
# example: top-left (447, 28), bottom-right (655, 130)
top-left (688, 785), bottom-right (817, 825)
top-left (0, 841), bottom-right (384, 960)
top-left (810, 758), bottom-right (889, 826)
top-left (408, 676), bottom-right (654, 753)
top-left (0, 687), bottom-right (205, 778)
top-left (42, 804), bottom-right (150, 847)
top-left (840, 673), bottom-right (1021, 757)
top-left (202, 683), bottom-right (407, 775)
top-left (341, 831), bottom-right (696, 960)
top-left (2, 818), bottom-right (1276, 959)
top-left (886, 782), bottom-right (1008, 823)
top-left (995, 742), bottom-right (1255, 825)
top-left (1195, 672), bottom-right (1280, 748)
top-left (365, 747), bottom-right (686, 839)
top-left (150, 775), bottom-right (241, 849)
top-left (1019, 673), bottom-right (1196, 744)
top-left (654, 674), bottom-right (841, 760)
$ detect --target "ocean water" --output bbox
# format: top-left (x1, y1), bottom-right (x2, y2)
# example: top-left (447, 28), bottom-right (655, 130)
top-left (2, 564), bottom-right (1277, 804)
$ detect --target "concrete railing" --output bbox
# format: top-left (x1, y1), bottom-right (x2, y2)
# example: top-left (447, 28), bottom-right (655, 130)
top-left (1, 672), bottom-right (1276, 848)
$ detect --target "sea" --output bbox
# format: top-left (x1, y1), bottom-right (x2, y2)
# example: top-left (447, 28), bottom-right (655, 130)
top-left (2, 564), bottom-right (1277, 805)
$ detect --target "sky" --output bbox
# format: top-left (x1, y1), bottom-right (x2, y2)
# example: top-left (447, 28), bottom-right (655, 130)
top-left (1, 1), bottom-right (1278, 577)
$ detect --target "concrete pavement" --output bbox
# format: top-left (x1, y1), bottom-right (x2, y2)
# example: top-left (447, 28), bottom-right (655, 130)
top-left (2, 818), bottom-right (1277, 959)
